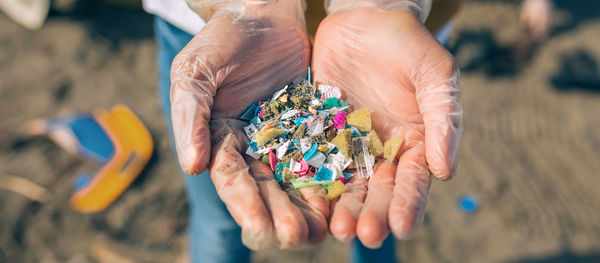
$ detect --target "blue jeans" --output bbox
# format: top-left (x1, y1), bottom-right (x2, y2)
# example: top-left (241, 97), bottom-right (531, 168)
top-left (154, 16), bottom-right (396, 263)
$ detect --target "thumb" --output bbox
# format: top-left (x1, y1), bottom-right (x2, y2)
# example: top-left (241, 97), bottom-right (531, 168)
top-left (170, 20), bottom-right (239, 174)
top-left (413, 47), bottom-right (463, 181)
top-left (170, 54), bottom-right (217, 175)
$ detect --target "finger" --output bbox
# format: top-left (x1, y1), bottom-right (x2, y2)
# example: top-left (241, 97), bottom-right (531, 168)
top-left (329, 176), bottom-right (368, 243)
top-left (246, 158), bottom-right (309, 249)
top-left (208, 120), bottom-right (273, 250)
top-left (285, 186), bottom-right (329, 245)
top-left (388, 143), bottom-right (431, 239)
top-left (170, 17), bottom-right (243, 174)
top-left (298, 185), bottom-right (329, 218)
top-left (356, 161), bottom-right (396, 249)
top-left (413, 52), bottom-right (463, 180)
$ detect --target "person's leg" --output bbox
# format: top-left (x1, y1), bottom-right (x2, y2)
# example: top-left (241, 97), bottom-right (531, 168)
top-left (154, 16), bottom-right (250, 263)
top-left (351, 235), bottom-right (396, 263)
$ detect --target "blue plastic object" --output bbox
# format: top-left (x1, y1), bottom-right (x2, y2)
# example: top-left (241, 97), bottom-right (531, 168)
top-left (303, 143), bottom-right (318, 160)
top-left (48, 114), bottom-right (114, 164)
top-left (458, 195), bottom-right (479, 213)
top-left (314, 166), bottom-right (333, 181)
top-left (74, 173), bottom-right (92, 191)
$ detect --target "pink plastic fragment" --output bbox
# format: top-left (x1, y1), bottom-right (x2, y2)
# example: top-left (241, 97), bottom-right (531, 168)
top-left (333, 111), bottom-right (346, 129)
top-left (258, 109), bottom-right (264, 118)
top-left (337, 176), bottom-right (346, 184)
top-left (297, 160), bottom-right (309, 175)
top-left (269, 150), bottom-right (277, 171)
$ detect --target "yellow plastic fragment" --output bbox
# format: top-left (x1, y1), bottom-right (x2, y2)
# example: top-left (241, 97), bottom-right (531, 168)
top-left (331, 129), bottom-right (352, 159)
top-left (383, 136), bottom-right (404, 162)
top-left (282, 168), bottom-right (298, 183)
top-left (279, 94), bottom-right (288, 103)
top-left (308, 106), bottom-right (317, 115)
top-left (346, 108), bottom-right (371, 131)
top-left (256, 128), bottom-right (286, 146)
top-left (317, 144), bottom-right (328, 152)
top-left (367, 130), bottom-right (384, 157)
top-left (326, 181), bottom-right (347, 200)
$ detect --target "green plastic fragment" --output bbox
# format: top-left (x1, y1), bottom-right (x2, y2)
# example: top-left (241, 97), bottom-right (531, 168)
top-left (290, 179), bottom-right (336, 189)
top-left (322, 98), bottom-right (341, 109)
top-left (261, 154), bottom-right (269, 165)
top-left (274, 162), bottom-right (290, 182)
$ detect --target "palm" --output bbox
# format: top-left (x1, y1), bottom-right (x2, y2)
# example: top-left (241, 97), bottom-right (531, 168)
top-left (171, 14), bottom-right (330, 249)
top-left (312, 9), bottom-right (461, 246)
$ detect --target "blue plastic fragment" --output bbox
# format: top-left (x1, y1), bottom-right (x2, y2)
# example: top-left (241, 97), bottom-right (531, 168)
top-left (247, 142), bottom-right (258, 151)
top-left (303, 143), bottom-right (318, 160)
top-left (293, 117), bottom-right (307, 127)
top-left (307, 66), bottom-right (311, 83)
top-left (349, 126), bottom-right (361, 136)
top-left (314, 166), bottom-right (333, 181)
top-left (250, 117), bottom-right (262, 125)
top-left (291, 139), bottom-right (299, 150)
top-left (342, 172), bottom-right (354, 180)
top-left (74, 173), bottom-right (92, 190)
top-left (317, 110), bottom-right (330, 117)
top-left (240, 104), bottom-right (257, 120)
top-left (458, 195), bottom-right (479, 213)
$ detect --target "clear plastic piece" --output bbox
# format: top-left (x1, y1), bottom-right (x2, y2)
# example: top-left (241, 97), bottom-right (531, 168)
top-left (352, 136), bottom-right (374, 178)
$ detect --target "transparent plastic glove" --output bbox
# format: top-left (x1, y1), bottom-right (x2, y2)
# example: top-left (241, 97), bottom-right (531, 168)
top-left (312, 8), bottom-right (462, 248)
top-left (520, 0), bottom-right (552, 39)
top-left (171, 0), bottom-right (329, 250)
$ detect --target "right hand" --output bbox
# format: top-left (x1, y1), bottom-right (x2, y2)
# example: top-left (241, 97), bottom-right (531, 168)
top-left (520, 0), bottom-right (552, 39)
top-left (170, 1), bottom-right (329, 250)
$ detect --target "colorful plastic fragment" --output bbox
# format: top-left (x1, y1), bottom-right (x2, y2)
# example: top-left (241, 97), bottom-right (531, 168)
top-left (333, 111), bottom-right (347, 129)
top-left (255, 128), bottom-right (286, 146)
top-left (352, 137), bottom-right (375, 178)
top-left (383, 136), bottom-right (404, 162)
top-left (367, 130), bottom-right (384, 157)
top-left (346, 108), bottom-right (372, 131)
top-left (269, 150), bottom-right (277, 171)
top-left (331, 129), bottom-right (353, 159)
top-left (326, 181), bottom-right (347, 200)
top-left (240, 80), bottom-right (395, 199)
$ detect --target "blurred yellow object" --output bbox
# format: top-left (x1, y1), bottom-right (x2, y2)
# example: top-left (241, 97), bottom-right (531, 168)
top-left (70, 105), bottom-right (153, 213)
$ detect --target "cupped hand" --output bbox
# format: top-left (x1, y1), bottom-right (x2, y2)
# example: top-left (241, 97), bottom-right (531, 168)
top-left (170, 2), bottom-right (330, 250)
top-left (312, 8), bottom-right (462, 248)
top-left (520, 0), bottom-right (552, 39)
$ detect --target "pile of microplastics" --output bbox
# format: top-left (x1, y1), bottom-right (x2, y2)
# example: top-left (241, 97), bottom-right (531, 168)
top-left (239, 80), bottom-right (404, 200)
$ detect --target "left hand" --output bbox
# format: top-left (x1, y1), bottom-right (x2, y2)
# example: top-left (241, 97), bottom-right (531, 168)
top-left (312, 8), bottom-right (462, 248)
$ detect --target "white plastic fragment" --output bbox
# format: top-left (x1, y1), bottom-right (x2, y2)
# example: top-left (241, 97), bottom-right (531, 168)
top-left (326, 152), bottom-right (352, 172)
top-left (305, 115), bottom-right (326, 137)
top-left (243, 123), bottom-right (258, 140)
top-left (323, 163), bottom-right (341, 180)
top-left (305, 152), bottom-right (326, 167)
top-left (299, 139), bottom-right (313, 154)
top-left (271, 85), bottom-right (288, 100)
top-left (318, 84), bottom-right (342, 99)
top-left (289, 159), bottom-right (302, 173)
top-left (280, 109), bottom-right (302, 120)
top-left (245, 147), bottom-right (261, 159)
top-left (276, 140), bottom-right (290, 159)
top-left (352, 137), bottom-right (374, 178)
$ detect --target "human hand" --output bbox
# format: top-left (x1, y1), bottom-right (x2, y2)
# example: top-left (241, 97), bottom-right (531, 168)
top-left (171, 0), bottom-right (330, 250)
top-left (520, 0), bottom-right (552, 39)
top-left (312, 7), bottom-right (462, 248)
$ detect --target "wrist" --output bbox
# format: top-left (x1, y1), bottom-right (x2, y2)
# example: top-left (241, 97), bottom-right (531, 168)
top-left (325, 0), bottom-right (432, 23)
top-left (187, 0), bottom-right (307, 27)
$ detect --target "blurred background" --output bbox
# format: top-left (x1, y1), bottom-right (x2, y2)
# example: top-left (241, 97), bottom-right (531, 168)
top-left (1, 0), bottom-right (599, 262)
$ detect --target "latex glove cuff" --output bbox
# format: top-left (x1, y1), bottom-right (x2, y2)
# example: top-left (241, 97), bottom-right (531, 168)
top-left (186, 0), bottom-right (308, 25)
top-left (325, 0), bottom-right (432, 23)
